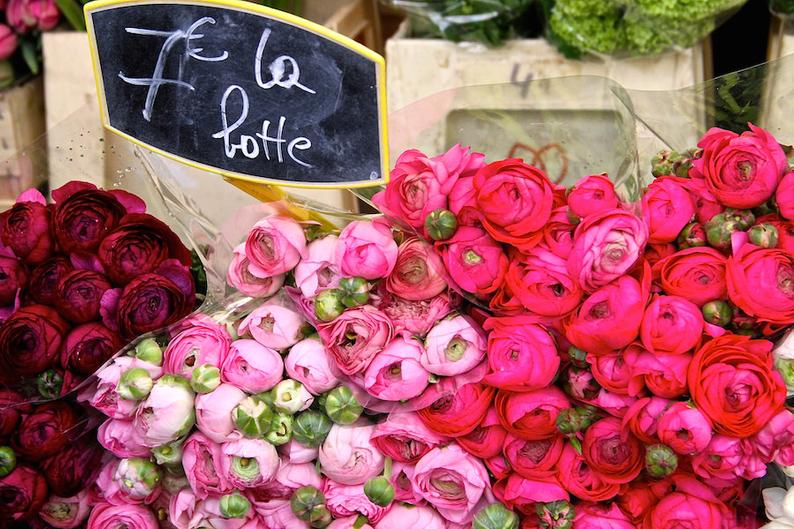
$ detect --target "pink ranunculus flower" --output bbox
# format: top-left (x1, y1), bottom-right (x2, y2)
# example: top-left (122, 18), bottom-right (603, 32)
top-left (374, 502), bottom-right (447, 529)
top-left (193, 495), bottom-right (253, 529)
top-left (641, 295), bottom-right (703, 355)
top-left (221, 339), bottom-right (283, 393)
top-left (625, 349), bottom-right (691, 399)
top-left (284, 336), bottom-right (341, 395)
top-left (133, 375), bottom-right (195, 447)
top-left (7, 0), bottom-right (59, 33)
top-left (336, 219), bottom-right (398, 280)
top-left (39, 489), bottom-right (92, 529)
top-left (657, 402), bottom-right (713, 455)
top-left (318, 305), bottom-right (393, 376)
top-left (642, 176), bottom-right (696, 244)
top-left (221, 438), bottom-right (280, 489)
top-left (421, 314), bottom-right (486, 377)
top-left (329, 516), bottom-right (373, 529)
top-left (363, 334), bottom-right (429, 401)
top-left (279, 439), bottom-right (319, 464)
top-left (646, 475), bottom-right (727, 529)
top-left (82, 356), bottom-right (162, 419)
top-left (254, 459), bottom-right (323, 501)
top-left (573, 502), bottom-right (635, 529)
top-left (438, 226), bottom-right (508, 297)
top-left (0, 25), bottom-right (17, 61)
top-left (87, 502), bottom-right (158, 529)
top-left (683, 176), bottom-right (725, 225)
top-left (163, 316), bottom-right (232, 377)
top-left (567, 174), bottom-right (620, 219)
top-left (693, 124), bottom-right (787, 209)
top-left (195, 383), bottom-right (246, 443)
top-left (294, 235), bottom-right (341, 297)
top-left (324, 480), bottom-right (387, 523)
top-left (169, 488), bottom-right (198, 529)
top-left (484, 315), bottom-right (559, 392)
top-left (567, 209), bottom-right (648, 293)
top-left (98, 418), bottom-right (151, 458)
top-left (777, 171), bottom-right (794, 221)
top-left (449, 175), bottom-right (476, 215)
top-left (379, 290), bottom-right (454, 336)
top-left (391, 462), bottom-right (422, 504)
top-left (226, 244), bottom-right (285, 298)
top-left (386, 237), bottom-right (447, 301)
top-left (370, 412), bottom-right (447, 464)
top-left (318, 422), bottom-right (384, 485)
top-left (245, 216), bottom-right (307, 277)
top-left (692, 435), bottom-right (743, 481)
top-left (238, 302), bottom-right (305, 350)
top-left (253, 499), bottom-right (309, 529)
top-left (412, 444), bottom-right (490, 524)
top-left (182, 432), bottom-right (232, 499)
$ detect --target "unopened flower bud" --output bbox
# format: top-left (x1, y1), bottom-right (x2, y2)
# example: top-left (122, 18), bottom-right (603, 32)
top-left (424, 209), bottom-right (458, 241)
top-left (273, 379), bottom-right (314, 414)
top-left (293, 410), bottom-right (333, 447)
top-left (775, 356), bottom-right (794, 389)
top-left (651, 150), bottom-right (680, 178)
top-left (234, 395), bottom-right (274, 438)
top-left (153, 440), bottom-right (183, 466)
top-left (536, 500), bottom-right (575, 529)
top-left (749, 223), bottom-right (779, 248)
top-left (702, 300), bottom-right (733, 327)
top-left (338, 277), bottom-right (370, 308)
top-left (265, 412), bottom-right (294, 445)
top-left (724, 208), bottom-right (755, 231)
top-left (556, 408), bottom-right (584, 436)
top-left (135, 338), bottom-right (163, 365)
top-left (189, 364), bottom-right (221, 394)
top-left (220, 492), bottom-right (250, 518)
top-left (314, 289), bottom-right (345, 322)
top-left (473, 503), bottom-right (519, 529)
top-left (118, 367), bottom-right (154, 401)
top-left (115, 458), bottom-right (161, 500)
top-left (290, 486), bottom-right (326, 521)
top-left (705, 214), bottom-right (740, 250)
top-left (363, 476), bottom-right (395, 507)
top-left (0, 446), bottom-right (16, 478)
top-left (309, 506), bottom-right (333, 528)
top-left (645, 444), bottom-right (678, 478)
top-left (677, 222), bottom-right (707, 249)
top-left (324, 386), bottom-right (363, 425)
top-left (36, 369), bottom-right (63, 400)
top-left (567, 347), bottom-right (588, 369)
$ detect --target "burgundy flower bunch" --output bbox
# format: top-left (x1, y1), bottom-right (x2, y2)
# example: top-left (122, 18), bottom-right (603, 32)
top-left (0, 181), bottom-right (197, 395)
top-left (373, 125), bottom-right (794, 528)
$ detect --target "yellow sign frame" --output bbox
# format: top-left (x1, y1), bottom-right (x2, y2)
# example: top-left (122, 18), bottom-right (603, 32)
top-left (84, 0), bottom-right (390, 190)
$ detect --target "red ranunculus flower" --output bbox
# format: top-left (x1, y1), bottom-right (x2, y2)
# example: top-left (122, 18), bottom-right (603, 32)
top-left (417, 383), bottom-right (494, 437)
top-left (61, 322), bottom-right (123, 376)
top-left (27, 257), bottom-right (73, 306)
top-left (582, 417), bottom-right (644, 484)
top-left (39, 438), bottom-right (103, 497)
top-left (13, 401), bottom-right (80, 462)
top-left (0, 465), bottom-right (48, 521)
top-left (56, 270), bottom-right (112, 324)
top-left (0, 305), bottom-right (68, 380)
top-left (1, 200), bottom-right (52, 265)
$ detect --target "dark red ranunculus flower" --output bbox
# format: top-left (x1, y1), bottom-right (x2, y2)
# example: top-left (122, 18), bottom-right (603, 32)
top-left (98, 213), bottom-right (192, 285)
top-left (28, 258), bottom-right (73, 306)
top-left (13, 402), bottom-right (80, 462)
top-left (56, 270), bottom-right (112, 323)
top-left (1, 202), bottom-right (53, 265)
top-left (0, 389), bottom-right (30, 437)
top-left (60, 322), bottom-right (123, 376)
top-left (0, 254), bottom-right (26, 307)
top-left (0, 465), bottom-right (48, 521)
top-left (39, 438), bottom-right (103, 496)
top-left (116, 272), bottom-right (194, 339)
top-left (52, 182), bottom-right (128, 253)
top-left (0, 305), bottom-right (68, 381)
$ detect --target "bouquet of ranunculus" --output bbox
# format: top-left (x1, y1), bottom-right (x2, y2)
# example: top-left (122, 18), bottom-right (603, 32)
top-left (371, 125), bottom-right (794, 528)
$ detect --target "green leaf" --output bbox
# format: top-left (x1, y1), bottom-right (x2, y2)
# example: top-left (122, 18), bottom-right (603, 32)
top-left (19, 40), bottom-right (39, 76)
top-left (55, 0), bottom-right (87, 31)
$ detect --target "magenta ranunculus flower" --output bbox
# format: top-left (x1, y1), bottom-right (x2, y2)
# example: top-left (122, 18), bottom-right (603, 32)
top-left (363, 334), bottom-right (429, 401)
top-left (642, 176), bottom-right (696, 244)
top-left (379, 291), bottom-right (453, 336)
top-left (370, 412), bottom-right (446, 464)
top-left (777, 171), bottom-right (794, 220)
top-left (324, 480), bottom-right (387, 523)
top-left (221, 438), bottom-right (280, 489)
top-left (412, 444), bottom-right (490, 524)
top-left (438, 226), bottom-right (508, 297)
top-left (182, 431), bottom-right (232, 499)
top-left (163, 316), bottom-right (232, 376)
top-left (244, 215), bottom-right (307, 278)
top-left (294, 235), bottom-right (341, 298)
top-left (87, 502), bottom-right (158, 529)
top-left (284, 336), bottom-right (340, 395)
top-left (567, 209), bottom-right (648, 293)
top-left (692, 435), bottom-right (743, 481)
top-left (421, 314), bottom-right (485, 377)
top-left (567, 174), bottom-right (620, 219)
top-left (227, 243), bottom-right (285, 298)
top-left (657, 402), bottom-right (713, 455)
top-left (318, 422), bottom-right (384, 485)
top-left (238, 302), bottom-right (306, 350)
top-left (374, 503), bottom-right (447, 529)
top-left (195, 383), bottom-right (245, 443)
top-left (573, 502), bottom-right (635, 529)
top-left (319, 305), bottom-right (393, 376)
top-left (641, 295), bottom-right (704, 355)
top-left (221, 338), bottom-right (283, 393)
top-left (386, 237), bottom-right (447, 301)
top-left (336, 219), bottom-right (398, 280)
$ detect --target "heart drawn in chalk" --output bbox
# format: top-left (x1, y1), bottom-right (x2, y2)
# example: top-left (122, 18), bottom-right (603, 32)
top-left (508, 142), bottom-right (569, 184)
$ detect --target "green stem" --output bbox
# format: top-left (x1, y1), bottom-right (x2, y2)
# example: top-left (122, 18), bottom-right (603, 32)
top-left (382, 457), bottom-right (392, 480)
top-left (55, 0), bottom-right (87, 31)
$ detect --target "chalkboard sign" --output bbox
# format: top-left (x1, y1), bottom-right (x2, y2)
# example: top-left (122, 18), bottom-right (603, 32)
top-left (85, 0), bottom-right (389, 188)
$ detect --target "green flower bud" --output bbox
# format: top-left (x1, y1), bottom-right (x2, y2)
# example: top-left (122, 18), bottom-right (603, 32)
top-left (220, 492), bottom-right (251, 518)
top-left (749, 223), bottom-right (779, 248)
top-left (293, 410), bottom-right (333, 447)
top-left (677, 222), bottom-right (707, 249)
top-left (705, 214), bottom-right (740, 250)
top-left (324, 386), bottom-right (363, 425)
top-left (153, 440), bottom-right (184, 466)
top-left (650, 150), bottom-right (682, 178)
top-left (702, 300), bottom-right (733, 327)
top-left (776, 356), bottom-right (794, 389)
top-left (536, 500), bottom-right (575, 529)
top-left (338, 277), bottom-right (369, 308)
top-left (265, 412), bottom-right (294, 445)
top-left (309, 506), bottom-right (333, 528)
top-left (314, 289), bottom-right (345, 322)
top-left (724, 208), bottom-right (755, 231)
top-left (290, 486), bottom-right (326, 521)
top-left (555, 407), bottom-right (595, 436)
top-left (645, 444), bottom-right (678, 478)
top-left (36, 369), bottom-right (63, 400)
top-left (115, 458), bottom-right (161, 499)
top-left (567, 347), bottom-right (588, 369)
top-left (425, 209), bottom-right (458, 241)
top-left (135, 338), bottom-right (163, 365)
top-left (234, 395), bottom-right (274, 438)
top-left (190, 364), bottom-right (221, 394)
top-left (0, 446), bottom-right (16, 478)
top-left (273, 379), bottom-right (313, 414)
top-left (230, 456), bottom-right (261, 484)
top-left (473, 503), bottom-right (519, 529)
top-left (363, 476), bottom-right (395, 507)
top-left (118, 367), bottom-right (154, 401)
